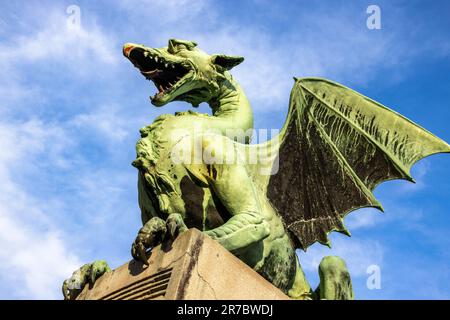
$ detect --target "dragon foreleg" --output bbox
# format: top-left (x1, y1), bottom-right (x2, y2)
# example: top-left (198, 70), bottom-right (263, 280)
top-left (62, 260), bottom-right (110, 300)
top-left (205, 211), bottom-right (270, 252)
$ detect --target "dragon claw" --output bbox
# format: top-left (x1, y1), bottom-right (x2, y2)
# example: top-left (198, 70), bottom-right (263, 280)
top-left (131, 217), bottom-right (166, 264)
top-left (130, 215), bottom-right (187, 264)
top-left (167, 219), bottom-right (178, 238)
top-left (166, 213), bottom-right (188, 240)
top-left (131, 236), bottom-right (149, 264)
top-left (90, 260), bottom-right (111, 284)
top-left (137, 241), bottom-right (148, 265)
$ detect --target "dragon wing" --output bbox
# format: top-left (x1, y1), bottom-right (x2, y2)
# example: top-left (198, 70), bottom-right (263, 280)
top-left (251, 77), bottom-right (450, 250)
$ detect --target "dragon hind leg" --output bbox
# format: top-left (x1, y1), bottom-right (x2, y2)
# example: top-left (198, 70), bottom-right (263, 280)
top-left (288, 258), bottom-right (314, 300)
top-left (315, 256), bottom-right (354, 300)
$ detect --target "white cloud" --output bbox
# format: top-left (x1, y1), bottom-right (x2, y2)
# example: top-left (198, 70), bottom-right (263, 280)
top-left (346, 208), bottom-right (383, 230)
top-left (299, 236), bottom-right (384, 278)
top-left (71, 104), bottom-right (130, 143)
top-left (0, 119), bottom-right (74, 174)
top-left (0, 216), bottom-right (81, 299)
top-left (0, 9), bottom-right (117, 68)
top-left (0, 6), bottom-right (118, 114)
top-left (0, 120), bottom-right (82, 299)
top-left (118, 0), bottom-right (210, 22)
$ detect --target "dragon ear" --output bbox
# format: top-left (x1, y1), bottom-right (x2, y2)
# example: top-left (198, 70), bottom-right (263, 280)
top-left (211, 54), bottom-right (244, 70)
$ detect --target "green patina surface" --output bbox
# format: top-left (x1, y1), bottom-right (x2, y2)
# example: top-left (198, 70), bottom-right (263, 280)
top-left (62, 260), bottom-right (110, 300)
top-left (63, 39), bottom-right (450, 300)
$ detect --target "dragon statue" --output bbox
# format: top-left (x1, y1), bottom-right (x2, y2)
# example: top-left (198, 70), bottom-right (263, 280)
top-left (63, 39), bottom-right (450, 300)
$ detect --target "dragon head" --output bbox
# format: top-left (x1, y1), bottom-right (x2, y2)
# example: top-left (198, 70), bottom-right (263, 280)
top-left (123, 39), bottom-right (244, 107)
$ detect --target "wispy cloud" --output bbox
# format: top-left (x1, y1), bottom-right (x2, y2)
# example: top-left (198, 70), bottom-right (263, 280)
top-left (71, 104), bottom-right (130, 143)
top-left (298, 235), bottom-right (384, 293)
top-left (0, 5), bottom-right (118, 116)
top-left (118, 0), bottom-right (210, 22)
top-left (299, 237), bottom-right (384, 277)
top-left (0, 4), bottom-right (125, 299)
top-left (346, 208), bottom-right (384, 230)
top-left (0, 8), bottom-right (117, 67)
top-left (0, 120), bottom-right (81, 299)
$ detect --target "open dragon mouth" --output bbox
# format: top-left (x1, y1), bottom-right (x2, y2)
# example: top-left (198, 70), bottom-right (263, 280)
top-left (125, 46), bottom-right (193, 105)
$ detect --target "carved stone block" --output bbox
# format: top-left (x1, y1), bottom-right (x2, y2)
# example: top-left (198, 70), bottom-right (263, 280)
top-left (76, 228), bottom-right (289, 300)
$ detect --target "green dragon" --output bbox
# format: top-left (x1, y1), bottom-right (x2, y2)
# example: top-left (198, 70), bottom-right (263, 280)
top-left (63, 39), bottom-right (450, 300)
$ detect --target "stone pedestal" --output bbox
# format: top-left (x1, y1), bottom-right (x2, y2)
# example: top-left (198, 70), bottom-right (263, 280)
top-left (76, 228), bottom-right (289, 300)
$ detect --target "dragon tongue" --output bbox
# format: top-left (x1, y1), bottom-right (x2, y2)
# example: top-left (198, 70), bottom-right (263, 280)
top-left (141, 69), bottom-right (159, 78)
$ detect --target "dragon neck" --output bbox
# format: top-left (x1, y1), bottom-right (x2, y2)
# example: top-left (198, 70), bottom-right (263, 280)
top-left (209, 74), bottom-right (254, 133)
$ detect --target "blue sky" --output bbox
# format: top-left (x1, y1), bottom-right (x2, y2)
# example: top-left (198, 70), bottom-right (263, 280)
top-left (0, 0), bottom-right (449, 299)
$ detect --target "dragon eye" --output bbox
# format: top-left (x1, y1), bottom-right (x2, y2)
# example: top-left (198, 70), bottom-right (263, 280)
top-left (176, 44), bottom-right (188, 51)
top-left (168, 43), bottom-right (184, 54)
top-left (168, 39), bottom-right (197, 53)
